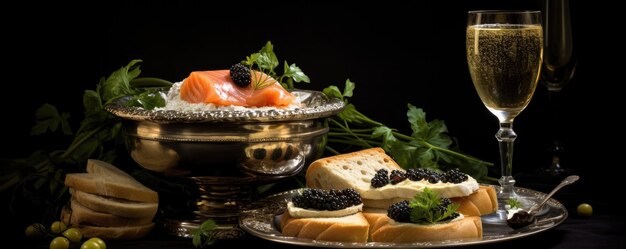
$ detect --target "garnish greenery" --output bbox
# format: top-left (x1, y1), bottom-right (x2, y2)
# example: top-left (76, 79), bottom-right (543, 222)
top-left (507, 198), bottom-right (522, 209)
top-left (192, 219), bottom-right (218, 248)
top-left (242, 41), bottom-right (310, 90)
top-left (409, 188), bottom-right (460, 224)
top-left (1, 60), bottom-right (171, 222)
top-left (238, 41), bottom-right (492, 181)
top-left (323, 81), bottom-right (493, 181)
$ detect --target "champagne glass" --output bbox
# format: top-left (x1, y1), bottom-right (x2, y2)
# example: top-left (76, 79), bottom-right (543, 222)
top-left (539, 0), bottom-right (576, 176)
top-left (466, 10), bottom-right (543, 221)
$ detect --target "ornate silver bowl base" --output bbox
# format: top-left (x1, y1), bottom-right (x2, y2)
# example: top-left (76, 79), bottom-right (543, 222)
top-left (106, 90), bottom-right (344, 239)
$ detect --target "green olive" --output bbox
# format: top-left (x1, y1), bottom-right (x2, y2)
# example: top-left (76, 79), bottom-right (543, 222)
top-left (25, 223), bottom-right (47, 237)
top-left (577, 203), bottom-right (593, 217)
top-left (62, 228), bottom-right (82, 243)
top-left (86, 237), bottom-right (106, 249)
top-left (80, 240), bottom-right (102, 249)
top-left (50, 236), bottom-right (70, 249)
top-left (50, 221), bottom-right (67, 234)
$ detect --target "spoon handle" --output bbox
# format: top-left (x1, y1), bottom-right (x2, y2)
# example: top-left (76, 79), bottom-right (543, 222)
top-left (529, 175), bottom-right (579, 214)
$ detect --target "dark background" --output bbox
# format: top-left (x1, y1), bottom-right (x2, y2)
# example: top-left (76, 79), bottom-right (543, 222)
top-left (1, 0), bottom-right (623, 247)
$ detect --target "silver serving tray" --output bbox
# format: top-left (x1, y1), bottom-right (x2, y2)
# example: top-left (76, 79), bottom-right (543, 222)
top-left (239, 186), bottom-right (568, 248)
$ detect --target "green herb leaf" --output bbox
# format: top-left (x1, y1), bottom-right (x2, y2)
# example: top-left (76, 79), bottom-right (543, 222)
top-left (101, 59), bottom-right (142, 102)
top-left (283, 61), bottom-right (310, 84)
top-left (31, 103), bottom-right (72, 136)
top-left (507, 198), bottom-right (522, 209)
top-left (342, 79), bottom-right (355, 98)
top-left (192, 219), bottom-right (218, 248)
top-left (409, 188), bottom-right (459, 224)
top-left (322, 85), bottom-right (343, 100)
top-left (126, 90), bottom-right (166, 109)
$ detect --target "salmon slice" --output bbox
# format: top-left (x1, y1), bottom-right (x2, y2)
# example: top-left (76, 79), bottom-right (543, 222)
top-left (179, 70), bottom-right (296, 107)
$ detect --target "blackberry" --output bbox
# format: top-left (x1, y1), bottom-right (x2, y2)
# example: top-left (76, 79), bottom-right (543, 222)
top-left (291, 188), bottom-right (362, 211)
top-left (442, 169), bottom-right (468, 183)
top-left (229, 63), bottom-right (251, 87)
top-left (389, 170), bottom-right (407, 184)
top-left (387, 200), bottom-right (411, 222)
top-left (371, 169), bottom-right (389, 188)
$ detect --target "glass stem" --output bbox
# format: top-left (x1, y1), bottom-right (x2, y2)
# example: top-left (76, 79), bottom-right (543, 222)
top-left (496, 122), bottom-right (517, 200)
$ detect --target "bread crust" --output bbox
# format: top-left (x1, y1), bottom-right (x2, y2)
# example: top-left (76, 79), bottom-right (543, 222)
top-left (70, 189), bottom-right (158, 218)
top-left (61, 200), bottom-right (153, 227)
top-left (280, 212), bottom-right (369, 243)
top-left (77, 223), bottom-right (154, 240)
top-left (367, 212), bottom-right (482, 242)
top-left (452, 185), bottom-right (498, 216)
top-left (364, 185), bottom-right (497, 216)
top-left (306, 147), bottom-right (400, 190)
top-left (65, 173), bottom-right (158, 203)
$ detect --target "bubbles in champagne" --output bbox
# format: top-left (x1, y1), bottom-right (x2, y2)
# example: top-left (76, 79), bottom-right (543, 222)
top-left (466, 24), bottom-right (543, 122)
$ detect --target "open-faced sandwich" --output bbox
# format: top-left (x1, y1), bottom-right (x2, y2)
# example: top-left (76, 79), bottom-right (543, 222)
top-left (365, 188), bottom-right (482, 242)
top-left (306, 148), bottom-right (497, 216)
top-left (279, 188), bottom-right (369, 243)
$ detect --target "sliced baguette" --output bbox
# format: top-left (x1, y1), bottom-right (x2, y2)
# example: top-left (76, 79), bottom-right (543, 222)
top-left (452, 185), bottom-right (498, 216)
top-left (61, 200), bottom-right (153, 227)
top-left (70, 189), bottom-right (158, 218)
top-left (367, 212), bottom-right (482, 242)
top-left (64, 173), bottom-right (158, 203)
top-left (280, 212), bottom-right (369, 243)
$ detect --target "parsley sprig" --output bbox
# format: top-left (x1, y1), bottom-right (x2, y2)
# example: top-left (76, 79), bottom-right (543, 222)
top-left (409, 188), bottom-right (460, 224)
top-left (323, 82), bottom-right (493, 181)
top-left (1, 60), bottom-right (171, 221)
top-left (241, 41), bottom-right (310, 90)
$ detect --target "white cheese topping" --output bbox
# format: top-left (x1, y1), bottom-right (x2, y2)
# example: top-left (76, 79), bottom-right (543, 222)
top-left (287, 202), bottom-right (363, 218)
top-left (360, 177), bottom-right (480, 199)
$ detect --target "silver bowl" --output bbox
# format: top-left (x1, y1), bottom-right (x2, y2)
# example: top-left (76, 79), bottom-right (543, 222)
top-left (106, 90), bottom-right (344, 238)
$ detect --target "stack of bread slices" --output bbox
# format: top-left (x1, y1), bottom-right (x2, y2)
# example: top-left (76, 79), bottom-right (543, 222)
top-left (62, 159), bottom-right (158, 240)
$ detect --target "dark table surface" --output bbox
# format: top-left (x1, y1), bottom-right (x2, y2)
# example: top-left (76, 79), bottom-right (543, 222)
top-left (17, 174), bottom-right (626, 249)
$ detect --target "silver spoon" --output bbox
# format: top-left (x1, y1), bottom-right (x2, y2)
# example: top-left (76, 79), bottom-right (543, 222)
top-left (507, 175), bottom-right (579, 229)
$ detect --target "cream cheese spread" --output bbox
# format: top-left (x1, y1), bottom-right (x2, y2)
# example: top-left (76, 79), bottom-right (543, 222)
top-left (287, 202), bottom-right (363, 218)
top-left (360, 177), bottom-right (479, 199)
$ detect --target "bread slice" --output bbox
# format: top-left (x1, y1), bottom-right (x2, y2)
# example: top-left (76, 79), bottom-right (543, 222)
top-left (70, 189), bottom-right (158, 218)
top-left (280, 212), bottom-right (369, 243)
top-left (61, 200), bottom-right (153, 227)
top-left (362, 185), bottom-right (498, 216)
top-left (77, 223), bottom-right (154, 240)
top-left (306, 148), bottom-right (399, 192)
top-left (60, 204), bottom-right (155, 240)
top-left (306, 147), bottom-right (479, 200)
top-left (366, 212), bottom-right (482, 242)
top-left (64, 173), bottom-right (158, 203)
top-left (452, 185), bottom-right (498, 216)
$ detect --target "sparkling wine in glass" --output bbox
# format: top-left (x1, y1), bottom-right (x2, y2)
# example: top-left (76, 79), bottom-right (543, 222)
top-left (539, 0), bottom-right (576, 176)
top-left (466, 10), bottom-right (543, 221)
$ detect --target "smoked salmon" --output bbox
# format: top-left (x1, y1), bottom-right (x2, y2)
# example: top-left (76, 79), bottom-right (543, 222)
top-left (180, 70), bottom-right (296, 107)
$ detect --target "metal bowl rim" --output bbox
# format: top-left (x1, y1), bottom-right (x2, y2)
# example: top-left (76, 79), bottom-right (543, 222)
top-left (105, 89), bottom-right (344, 123)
